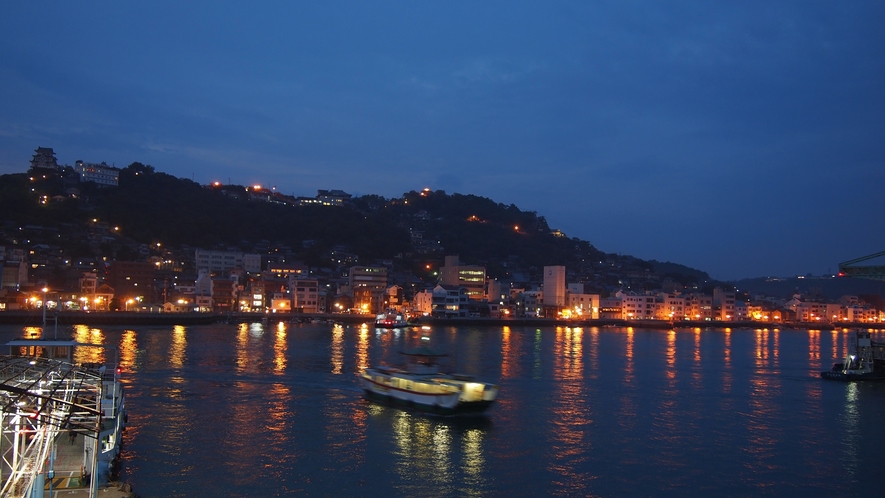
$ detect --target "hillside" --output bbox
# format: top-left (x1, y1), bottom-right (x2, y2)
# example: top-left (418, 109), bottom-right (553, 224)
top-left (9, 162), bottom-right (879, 301)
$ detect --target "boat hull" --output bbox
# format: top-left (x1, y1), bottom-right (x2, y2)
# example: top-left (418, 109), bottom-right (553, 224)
top-left (359, 372), bottom-right (496, 416)
top-left (820, 370), bottom-right (885, 381)
top-left (361, 385), bottom-right (495, 415)
top-left (374, 321), bottom-right (409, 328)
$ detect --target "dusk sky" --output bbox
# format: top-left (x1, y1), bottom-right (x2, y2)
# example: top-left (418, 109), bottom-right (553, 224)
top-left (2, 2), bottom-right (883, 281)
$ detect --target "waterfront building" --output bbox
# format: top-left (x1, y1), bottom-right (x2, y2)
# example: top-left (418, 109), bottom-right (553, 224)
top-left (383, 285), bottom-right (404, 310)
top-left (78, 272), bottom-right (98, 309)
top-left (599, 297), bottom-right (622, 319)
top-left (845, 305), bottom-right (877, 322)
top-left (734, 300), bottom-right (750, 321)
top-left (209, 276), bottom-right (238, 311)
top-left (412, 289), bottom-right (433, 315)
top-left (108, 261), bottom-right (155, 303)
top-left (616, 291), bottom-right (655, 320)
top-left (290, 277), bottom-right (319, 313)
top-left (656, 292), bottom-right (685, 321)
top-left (439, 255), bottom-right (486, 300)
top-left (431, 284), bottom-right (469, 317)
top-left (270, 291), bottom-right (291, 312)
top-left (243, 280), bottom-right (266, 312)
top-left (349, 266), bottom-right (388, 313)
top-left (194, 269), bottom-right (213, 311)
top-left (794, 301), bottom-right (836, 322)
top-left (523, 290), bottom-right (543, 317)
top-left (487, 278), bottom-right (506, 304)
top-left (713, 287), bottom-right (736, 320)
top-left (543, 266), bottom-right (566, 307)
top-left (567, 292), bottom-right (600, 319)
top-left (685, 293), bottom-right (714, 321)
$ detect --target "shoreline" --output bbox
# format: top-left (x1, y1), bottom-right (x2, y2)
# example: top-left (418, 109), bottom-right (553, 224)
top-left (0, 310), bottom-right (881, 330)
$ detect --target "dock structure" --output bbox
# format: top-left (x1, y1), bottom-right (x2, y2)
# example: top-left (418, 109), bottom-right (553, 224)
top-left (0, 354), bottom-right (115, 497)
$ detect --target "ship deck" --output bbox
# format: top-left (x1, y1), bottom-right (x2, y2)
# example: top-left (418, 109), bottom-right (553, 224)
top-left (0, 354), bottom-right (131, 497)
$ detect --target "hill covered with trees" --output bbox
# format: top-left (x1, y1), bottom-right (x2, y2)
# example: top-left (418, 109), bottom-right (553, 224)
top-left (3, 161), bottom-right (714, 291)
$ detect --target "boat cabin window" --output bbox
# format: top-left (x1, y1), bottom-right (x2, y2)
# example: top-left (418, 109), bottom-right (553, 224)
top-left (10, 345), bottom-right (72, 361)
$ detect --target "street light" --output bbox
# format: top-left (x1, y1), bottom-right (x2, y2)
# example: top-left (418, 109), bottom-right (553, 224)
top-left (41, 287), bottom-right (48, 327)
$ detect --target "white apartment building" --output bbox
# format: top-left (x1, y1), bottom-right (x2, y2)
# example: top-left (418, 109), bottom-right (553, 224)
top-left (431, 285), bottom-right (469, 317)
top-left (75, 160), bottom-right (119, 186)
top-left (523, 290), bottom-right (543, 317)
top-left (845, 305), bottom-right (878, 322)
top-left (617, 291), bottom-right (655, 320)
top-left (195, 249), bottom-right (261, 273)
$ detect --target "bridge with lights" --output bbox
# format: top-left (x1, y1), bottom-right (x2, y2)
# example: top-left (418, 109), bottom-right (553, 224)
top-left (838, 250), bottom-right (885, 280)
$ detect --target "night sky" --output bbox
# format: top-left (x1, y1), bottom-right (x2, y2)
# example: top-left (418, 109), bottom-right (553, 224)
top-left (1, 2), bottom-right (883, 280)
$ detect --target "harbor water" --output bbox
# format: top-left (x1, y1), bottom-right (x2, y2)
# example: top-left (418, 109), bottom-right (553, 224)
top-left (2, 323), bottom-right (883, 497)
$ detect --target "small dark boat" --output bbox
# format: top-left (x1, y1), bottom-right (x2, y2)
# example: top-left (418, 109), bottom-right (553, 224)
top-left (820, 330), bottom-right (885, 381)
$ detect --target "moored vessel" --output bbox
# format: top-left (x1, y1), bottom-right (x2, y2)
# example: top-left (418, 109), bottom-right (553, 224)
top-left (359, 347), bottom-right (498, 415)
top-left (1, 333), bottom-right (127, 496)
top-left (820, 329), bottom-right (885, 381)
top-left (374, 311), bottom-right (410, 329)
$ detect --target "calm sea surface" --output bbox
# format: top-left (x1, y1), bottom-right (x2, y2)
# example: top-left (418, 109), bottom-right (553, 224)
top-left (2, 323), bottom-right (884, 497)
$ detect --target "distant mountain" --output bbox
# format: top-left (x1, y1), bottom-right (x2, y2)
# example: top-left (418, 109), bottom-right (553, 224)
top-left (732, 275), bottom-right (885, 301)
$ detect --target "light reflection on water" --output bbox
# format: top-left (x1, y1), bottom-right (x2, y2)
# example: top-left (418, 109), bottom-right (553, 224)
top-left (73, 324), bottom-right (105, 364)
top-left (549, 326), bottom-right (595, 497)
top-left (2, 324), bottom-right (881, 497)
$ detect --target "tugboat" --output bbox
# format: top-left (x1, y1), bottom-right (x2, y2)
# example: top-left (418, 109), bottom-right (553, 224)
top-left (820, 329), bottom-right (885, 381)
top-left (359, 346), bottom-right (498, 415)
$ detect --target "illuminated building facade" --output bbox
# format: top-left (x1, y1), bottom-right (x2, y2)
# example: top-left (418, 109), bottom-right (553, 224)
top-left (74, 160), bottom-right (119, 186)
top-left (567, 293), bottom-right (600, 319)
top-left (713, 287), bottom-right (736, 320)
top-left (431, 284), bottom-right (469, 317)
top-left (349, 266), bottom-right (388, 313)
top-left (195, 249), bottom-right (261, 274)
top-left (290, 277), bottom-right (319, 313)
top-left (439, 255), bottom-right (486, 300)
top-left (617, 291), bottom-right (655, 320)
top-left (656, 293), bottom-right (685, 320)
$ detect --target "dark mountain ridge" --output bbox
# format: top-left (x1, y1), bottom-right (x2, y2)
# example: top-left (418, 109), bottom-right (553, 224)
top-left (3, 161), bottom-right (878, 300)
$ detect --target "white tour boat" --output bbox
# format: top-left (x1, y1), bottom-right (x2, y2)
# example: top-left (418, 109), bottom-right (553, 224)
top-left (374, 311), bottom-right (410, 329)
top-left (359, 347), bottom-right (498, 415)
